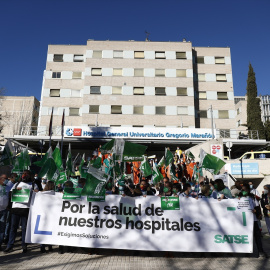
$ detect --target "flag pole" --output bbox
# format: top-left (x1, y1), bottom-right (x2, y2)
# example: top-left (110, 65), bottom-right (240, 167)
top-left (60, 109), bottom-right (65, 158)
top-left (49, 107), bottom-right (54, 149)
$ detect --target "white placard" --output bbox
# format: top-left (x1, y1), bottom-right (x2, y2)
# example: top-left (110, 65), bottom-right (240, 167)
top-left (26, 193), bottom-right (253, 253)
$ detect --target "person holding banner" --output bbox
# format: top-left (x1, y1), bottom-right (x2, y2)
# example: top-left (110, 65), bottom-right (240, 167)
top-left (4, 170), bottom-right (38, 254)
top-left (180, 183), bottom-right (192, 198)
top-left (137, 180), bottom-right (156, 196)
top-left (214, 178), bottom-right (232, 200)
top-left (198, 184), bottom-right (213, 198)
top-left (239, 183), bottom-right (268, 258)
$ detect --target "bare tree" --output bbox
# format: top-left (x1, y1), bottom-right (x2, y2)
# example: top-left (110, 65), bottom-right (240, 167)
top-left (2, 99), bottom-right (35, 136)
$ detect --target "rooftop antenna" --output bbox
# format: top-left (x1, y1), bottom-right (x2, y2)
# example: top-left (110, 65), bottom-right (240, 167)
top-left (145, 31), bottom-right (150, 41)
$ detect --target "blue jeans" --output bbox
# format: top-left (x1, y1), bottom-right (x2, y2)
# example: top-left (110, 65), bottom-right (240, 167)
top-left (4, 210), bottom-right (11, 240)
top-left (0, 209), bottom-right (8, 246)
top-left (7, 213), bottom-right (28, 248)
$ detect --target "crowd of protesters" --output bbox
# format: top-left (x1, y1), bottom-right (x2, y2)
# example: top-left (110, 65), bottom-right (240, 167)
top-left (0, 146), bottom-right (269, 258)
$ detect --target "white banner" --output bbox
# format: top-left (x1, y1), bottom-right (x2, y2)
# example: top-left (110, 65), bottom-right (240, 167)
top-left (64, 126), bottom-right (215, 140)
top-left (26, 193), bottom-right (253, 253)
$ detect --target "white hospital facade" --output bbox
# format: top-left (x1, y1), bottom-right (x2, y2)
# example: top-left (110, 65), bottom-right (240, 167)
top-left (38, 39), bottom-right (236, 138)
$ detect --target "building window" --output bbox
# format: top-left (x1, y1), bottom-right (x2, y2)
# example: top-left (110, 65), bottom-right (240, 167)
top-left (218, 110), bottom-right (229, 119)
top-left (198, 73), bottom-right (205, 81)
top-left (176, 52), bottom-right (186, 59)
top-left (89, 105), bottom-right (99, 114)
top-left (220, 129), bottom-right (230, 138)
top-left (177, 88), bottom-right (187, 96)
top-left (215, 57), bottom-right (225, 64)
top-left (133, 87), bottom-right (144, 95)
top-left (177, 106), bottom-right (188, 115)
top-left (176, 69), bottom-right (186, 77)
top-left (91, 68), bottom-right (102, 76)
top-left (53, 54), bottom-right (63, 62)
top-left (69, 108), bottom-right (80, 116)
top-left (134, 51), bottom-right (144, 59)
top-left (52, 72), bottom-right (61, 78)
top-left (216, 74), bottom-right (227, 82)
top-left (112, 86), bottom-right (122, 95)
top-left (196, 56), bottom-right (204, 64)
top-left (72, 72), bottom-right (82, 79)
top-left (71, 90), bottom-right (80, 97)
top-left (156, 106), bottom-right (165, 115)
top-left (199, 110), bottom-right (207, 118)
top-left (134, 106), bottom-right (143, 115)
top-left (199, 92), bottom-right (207, 100)
top-left (134, 68), bottom-right (144, 77)
top-left (92, 51), bottom-right (102, 58)
top-left (155, 87), bottom-right (166, 96)
top-left (90, 86), bottom-right (101, 94)
top-left (113, 68), bottom-right (122, 76)
top-left (155, 51), bottom-right (165, 59)
top-left (113, 50), bottom-right (123, 58)
top-left (217, 92), bottom-right (228, 100)
top-left (111, 105), bottom-right (122, 114)
top-left (73, 55), bottom-right (84, 62)
top-left (155, 69), bottom-right (165, 77)
top-left (50, 89), bottom-right (60, 97)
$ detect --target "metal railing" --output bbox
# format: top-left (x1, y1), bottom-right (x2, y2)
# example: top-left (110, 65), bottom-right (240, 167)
top-left (216, 129), bottom-right (260, 140)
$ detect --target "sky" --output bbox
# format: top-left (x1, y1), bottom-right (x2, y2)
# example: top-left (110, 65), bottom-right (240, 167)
top-left (0, 0), bottom-right (269, 100)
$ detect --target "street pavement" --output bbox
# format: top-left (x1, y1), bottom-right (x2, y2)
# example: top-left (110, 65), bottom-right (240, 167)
top-left (1, 221), bottom-right (270, 270)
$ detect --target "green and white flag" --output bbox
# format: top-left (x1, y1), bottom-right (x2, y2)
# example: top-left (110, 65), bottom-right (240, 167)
top-left (82, 173), bottom-right (106, 202)
top-left (186, 150), bottom-right (195, 160)
top-left (100, 139), bottom-right (147, 162)
top-left (140, 156), bottom-right (152, 177)
top-left (24, 146), bottom-right (31, 168)
top-left (122, 141), bottom-right (146, 162)
top-left (200, 149), bottom-right (226, 175)
top-left (165, 148), bottom-right (174, 166)
top-left (69, 177), bottom-right (79, 188)
top-left (12, 146), bottom-right (30, 173)
top-left (79, 153), bottom-right (88, 178)
top-left (0, 139), bottom-right (14, 166)
top-left (38, 148), bottom-right (60, 181)
top-left (55, 171), bottom-right (68, 185)
top-left (92, 156), bottom-right (102, 169)
top-left (66, 143), bottom-right (74, 176)
top-left (157, 156), bottom-right (165, 168)
top-left (169, 164), bottom-right (178, 182)
top-left (52, 142), bottom-right (63, 171)
top-left (12, 158), bottom-right (22, 174)
top-left (152, 162), bottom-right (163, 185)
top-left (33, 148), bottom-right (49, 167)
